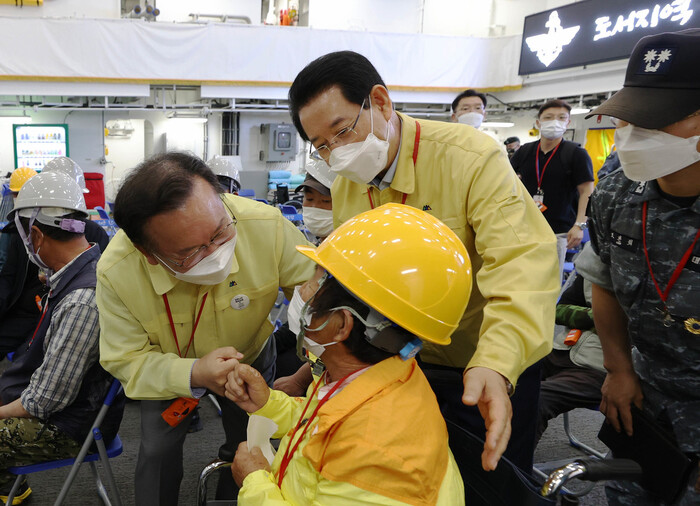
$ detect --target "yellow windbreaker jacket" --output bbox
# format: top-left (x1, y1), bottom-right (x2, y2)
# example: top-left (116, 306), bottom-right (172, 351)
top-left (96, 195), bottom-right (315, 399)
top-left (238, 356), bottom-right (465, 506)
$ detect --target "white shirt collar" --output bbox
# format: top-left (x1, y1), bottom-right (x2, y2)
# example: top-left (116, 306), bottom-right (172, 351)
top-left (370, 117), bottom-right (403, 191)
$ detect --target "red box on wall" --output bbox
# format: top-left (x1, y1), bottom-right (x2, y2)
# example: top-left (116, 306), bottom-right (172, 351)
top-left (84, 172), bottom-right (105, 210)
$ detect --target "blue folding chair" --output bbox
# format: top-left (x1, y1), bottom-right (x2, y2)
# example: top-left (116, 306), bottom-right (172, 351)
top-left (563, 229), bottom-right (590, 282)
top-left (94, 206), bottom-right (110, 221)
top-left (238, 189), bottom-right (256, 198)
top-left (93, 206), bottom-right (118, 239)
top-left (278, 204), bottom-right (303, 225)
top-left (0, 184), bottom-right (13, 222)
top-left (268, 287), bottom-right (289, 333)
top-left (6, 379), bottom-right (124, 506)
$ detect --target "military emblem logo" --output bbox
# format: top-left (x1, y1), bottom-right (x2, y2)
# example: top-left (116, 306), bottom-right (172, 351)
top-left (644, 48), bottom-right (673, 73)
top-left (525, 11), bottom-right (580, 67)
top-left (685, 318), bottom-right (700, 335)
top-left (637, 46), bottom-right (676, 75)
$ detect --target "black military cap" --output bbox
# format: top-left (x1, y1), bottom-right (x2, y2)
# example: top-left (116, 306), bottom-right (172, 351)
top-left (587, 29), bottom-right (700, 129)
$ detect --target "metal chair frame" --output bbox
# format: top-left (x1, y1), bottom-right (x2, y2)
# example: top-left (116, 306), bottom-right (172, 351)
top-left (563, 411), bottom-right (607, 460)
top-left (6, 379), bottom-right (124, 506)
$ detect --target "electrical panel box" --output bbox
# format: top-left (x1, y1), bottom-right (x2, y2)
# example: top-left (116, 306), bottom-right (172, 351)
top-left (260, 123), bottom-right (297, 162)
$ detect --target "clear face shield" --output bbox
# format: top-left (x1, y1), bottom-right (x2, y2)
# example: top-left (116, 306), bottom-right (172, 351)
top-left (293, 271), bottom-right (331, 372)
top-left (292, 272), bottom-right (423, 373)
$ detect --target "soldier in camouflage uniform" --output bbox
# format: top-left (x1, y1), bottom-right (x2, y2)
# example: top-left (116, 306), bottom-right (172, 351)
top-left (576, 29), bottom-right (700, 505)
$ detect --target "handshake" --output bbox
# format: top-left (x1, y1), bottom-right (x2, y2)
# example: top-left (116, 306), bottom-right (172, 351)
top-left (191, 346), bottom-right (271, 413)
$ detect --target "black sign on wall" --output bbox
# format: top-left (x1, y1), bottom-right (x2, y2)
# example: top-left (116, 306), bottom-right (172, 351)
top-left (519, 0), bottom-right (700, 75)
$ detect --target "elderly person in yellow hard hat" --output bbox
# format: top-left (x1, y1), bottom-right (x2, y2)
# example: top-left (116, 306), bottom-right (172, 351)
top-left (225, 203), bottom-right (472, 506)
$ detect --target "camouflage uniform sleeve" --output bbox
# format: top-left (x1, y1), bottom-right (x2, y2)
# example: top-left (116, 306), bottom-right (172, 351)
top-left (575, 175), bottom-right (624, 291)
top-left (555, 304), bottom-right (595, 329)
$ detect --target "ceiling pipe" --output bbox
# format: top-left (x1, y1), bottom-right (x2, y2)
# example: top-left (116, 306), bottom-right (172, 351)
top-left (188, 13), bottom-right (252, 24)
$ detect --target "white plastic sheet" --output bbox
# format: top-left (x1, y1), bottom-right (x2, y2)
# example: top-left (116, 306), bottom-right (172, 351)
top-left (0, 17), bottom-right (522, 91)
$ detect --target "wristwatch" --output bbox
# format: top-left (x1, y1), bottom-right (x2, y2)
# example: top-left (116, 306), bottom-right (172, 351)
top-left (505, 380), bottom-right (515, 397)
top-left (575, 221), bottom-right (588, 230)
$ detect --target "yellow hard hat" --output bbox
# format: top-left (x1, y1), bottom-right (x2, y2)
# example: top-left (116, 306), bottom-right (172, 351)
top-left (9, 167), bottom-right (38, 192)
top-left (296, 203), bottom-right (472, 346)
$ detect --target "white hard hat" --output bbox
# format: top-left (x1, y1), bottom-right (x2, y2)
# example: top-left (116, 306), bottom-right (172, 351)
top-left (8, 171), bottom-right (88, 227)
top-left (305, 158), bottom-right (336, 189)
top-left (208, 156), bottom-right (241, 182)
top-left (43, 157), bottom-right (89, 193)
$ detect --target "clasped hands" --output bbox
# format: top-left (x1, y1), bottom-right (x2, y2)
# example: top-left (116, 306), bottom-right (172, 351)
top-left (192, 347), bottom-right (274, 485)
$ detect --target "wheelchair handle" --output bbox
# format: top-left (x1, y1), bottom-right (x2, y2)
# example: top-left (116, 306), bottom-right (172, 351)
top-left (197, 459), bottom-right (232, 506)
top-left (542, 458), bottom-right (642, 497)
top-left (574, 457), bottom-right (643, 481)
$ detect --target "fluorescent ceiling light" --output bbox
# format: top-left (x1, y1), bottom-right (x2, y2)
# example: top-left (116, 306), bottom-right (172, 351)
top-left (168, 117), bottom-right (208, 123)
top-left (482, 121), bottom-right (514, 128)
top-left (571, 107), bottom-right (591, 115)
top-left (0, 115), bottom-right (32, 123)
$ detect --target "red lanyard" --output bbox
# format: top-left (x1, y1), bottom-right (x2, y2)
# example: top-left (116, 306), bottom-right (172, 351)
top-left (642, 201), bottom-right (700, 306)
top-left (26, 293), bottom-right (50, 350)
top-left (535, 141), bottom-right (561, 191)
top-left (367, 121), bottom-right (420, 209)
top-left (162, 293), bottom-right (208, 358)
top-left (276, 369), bottom-right (357, 487)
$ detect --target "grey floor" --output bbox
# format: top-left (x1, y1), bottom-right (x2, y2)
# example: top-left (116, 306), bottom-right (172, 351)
top-left (2, 358), bottom-right (612, 506)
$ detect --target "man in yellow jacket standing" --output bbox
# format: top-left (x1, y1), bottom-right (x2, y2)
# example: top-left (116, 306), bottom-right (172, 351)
top-left (96, 152), bottom-right (315, 505)
top-left (288, 51), bottom-right (560, 472)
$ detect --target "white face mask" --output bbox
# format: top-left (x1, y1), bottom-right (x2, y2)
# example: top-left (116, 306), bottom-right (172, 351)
top-left (14, 211), bottom-right (54, 280)
top-left (26, 245), bottom-right (49, 270)
top-left (539, 119), bottom-right (568, 140)
top-left (457, 111), bottom-right (484, 129)
top-left (303, 206), bottom-right (333, 238)
top-left (298, 299), bottom-right (339, 359)
top-left (287, 286), bottom-right (309, 335)
top-left (614, 124), bottom-right (700, 182)
top-left (302, 335), bottom-right (339, 359)
top-left (328, 96), bottom-right (391, 185)
top-left (157, 233), bottom-right (237, 285)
